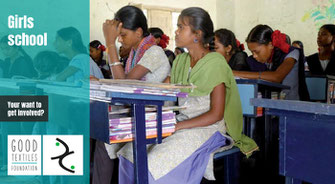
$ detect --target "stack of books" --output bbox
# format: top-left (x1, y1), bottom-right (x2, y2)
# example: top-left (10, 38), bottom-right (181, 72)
top-left (90, 79), bottom-right (193, 101)
top-left (109, 110), bottom-right (176, 143)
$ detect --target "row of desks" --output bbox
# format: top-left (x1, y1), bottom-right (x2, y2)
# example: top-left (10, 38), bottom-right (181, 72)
top-left (90, 79), bottom-right (290, 184)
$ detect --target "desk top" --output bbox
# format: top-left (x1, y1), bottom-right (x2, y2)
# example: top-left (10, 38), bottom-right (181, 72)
top-left (236, 79), bottom-right (290, 90)
top-left (250, 98), bottom-right (335, 116)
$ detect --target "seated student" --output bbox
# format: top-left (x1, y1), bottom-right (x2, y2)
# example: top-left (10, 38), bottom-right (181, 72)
top-left (0, 36), bottom-right (37, 78)
top-left (214, 29), bottom-right (250, 71)
top-left (234, 25), bottom-right (309, 101)
top-left (102, 7), bottom-right (170, 81)
top-left (53, 27), bottom-right (103, 81)
top-left (116, 7), bottom-right (257, 183)
top-left (148, 27), bottom-right (176, 66)
top-left (306, 24), bottom-right (335, 75)
top-left (89, 40), bottom-right (111, 78)
top-left (92, 5), bottom-right (171, 184)
top-left (33, 51), bottom-right (69, 79)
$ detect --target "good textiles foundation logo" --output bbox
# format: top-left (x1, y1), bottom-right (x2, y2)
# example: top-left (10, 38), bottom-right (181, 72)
top-left (7, 135), bottom-right (83, 176)
top-left (8, 135), bottom-right (41, 175)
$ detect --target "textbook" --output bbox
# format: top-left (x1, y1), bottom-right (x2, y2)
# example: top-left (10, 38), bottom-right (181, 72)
top-left (109, 110), bottom-right (176, 143)
top-left (90, 80), bottom-right (190, 99)
top-left (109, 111), bottom-right (175, 124)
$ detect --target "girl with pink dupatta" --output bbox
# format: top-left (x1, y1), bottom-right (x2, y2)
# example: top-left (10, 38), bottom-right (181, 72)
top-left (92, 5), bottom-right (170, 184)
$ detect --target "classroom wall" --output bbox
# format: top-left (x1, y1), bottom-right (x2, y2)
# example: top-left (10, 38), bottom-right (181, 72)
top-left (90, 0), bottom-right (217, 47)
top-left (216, 0), bottom-right (235, 31)
top-left (91, 0), bottom-right (335, 56)
top-left (218, 0), bottom-right (335, 56)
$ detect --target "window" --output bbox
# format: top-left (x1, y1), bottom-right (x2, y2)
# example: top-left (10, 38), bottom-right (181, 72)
top-left (133, 4), bottom-right (182, 51)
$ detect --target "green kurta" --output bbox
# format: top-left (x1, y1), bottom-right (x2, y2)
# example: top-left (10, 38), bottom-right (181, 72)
top-left (171, 52), bottom-right (258, 157)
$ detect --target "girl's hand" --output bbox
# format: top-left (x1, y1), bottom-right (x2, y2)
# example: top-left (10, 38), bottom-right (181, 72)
top-left (103, 19), bottom-right (122, 46)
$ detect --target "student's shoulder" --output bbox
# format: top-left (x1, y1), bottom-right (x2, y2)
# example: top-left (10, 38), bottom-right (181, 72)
top-left (306, 52), bottom-right (318, 60)
top-left (234, 51), bottom-right (248, 59)
top-left (146, 45), bottom-right (165, 55)
top-left (286, 48), bottom-right (300, 58)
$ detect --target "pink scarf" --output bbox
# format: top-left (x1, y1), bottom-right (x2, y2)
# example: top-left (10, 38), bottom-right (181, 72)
top-left (125, 35), bottom-right (156, 74)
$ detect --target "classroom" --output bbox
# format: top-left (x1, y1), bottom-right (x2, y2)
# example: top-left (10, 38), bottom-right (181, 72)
top-left (88, 0), bottom-right (335, 183)
top-left (0, 0), bottom-right (334, 184)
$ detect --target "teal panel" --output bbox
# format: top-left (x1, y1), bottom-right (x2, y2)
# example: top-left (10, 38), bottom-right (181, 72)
top-left (0, 0), bottom-right (89, 183)
top-left (237, 84), bottom-right (256, 116)
top-left (305, 77), bottom-right (327, 101)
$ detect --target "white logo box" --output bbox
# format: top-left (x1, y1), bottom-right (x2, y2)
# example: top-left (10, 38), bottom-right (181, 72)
top-left (8, 135), bottom-right (42, 175)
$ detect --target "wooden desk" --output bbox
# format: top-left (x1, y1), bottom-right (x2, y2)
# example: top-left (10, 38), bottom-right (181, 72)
top-left (251, 98), bottom-right (335, 184)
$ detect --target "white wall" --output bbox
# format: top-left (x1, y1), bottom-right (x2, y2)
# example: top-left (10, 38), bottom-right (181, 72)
top-left (216, 0), bottom-right (235, 31)
top-left (90, 0), bottom-right (217, 46)
top-left (216, 0), bottom-right (332, 56)
top-left (91, 0), bottom-right (334, 56)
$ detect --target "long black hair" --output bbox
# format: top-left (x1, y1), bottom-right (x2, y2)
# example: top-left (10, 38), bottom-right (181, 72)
top-left (215, 29), bottom-right (240, 54)
top-left (292, 40), bottom-right (304, 49)
top-left (114, 6), bottom-right (149, 37)
top-left (292, 40), bottom-right (305, 57)
top-left (179, 7), bottom-right (214, 48)
top-left (57, 27), bottom-right (87, 54)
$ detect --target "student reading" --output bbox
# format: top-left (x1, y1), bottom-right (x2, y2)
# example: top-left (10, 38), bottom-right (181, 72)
top-left (234, 25), bottom-right (309, 101)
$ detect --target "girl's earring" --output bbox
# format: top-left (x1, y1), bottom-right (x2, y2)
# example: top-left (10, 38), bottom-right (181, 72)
top-left (193, 38), bottom-right (198, 43)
